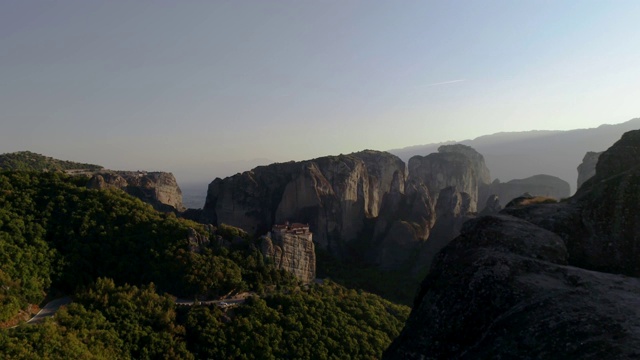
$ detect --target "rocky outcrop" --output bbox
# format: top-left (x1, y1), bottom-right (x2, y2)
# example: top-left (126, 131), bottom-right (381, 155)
top-left (87, 171), bottom-right (185, 212)
top-left (260, 226), bottom-right (316, 283)
top-left (414, 187), bottom-right (475, 274)
top-left (576, 151), bottom-right (602, 190)
top-left (351, 150), bottom-right (407, 217)
top-left (479, 174), bottom-right (570, 209)
top-left (369, 174), bottom-right (435, 269)
top-left (384, 215), bottom-right (640, 359)
top-left (202, 151), bottom-right (406, 254)
top-left (384, 130), bottom-right (640, 359)
top-left (408, 145), bottom-right (489, 212)
top-left (438, 144), bottom-right (491, 185)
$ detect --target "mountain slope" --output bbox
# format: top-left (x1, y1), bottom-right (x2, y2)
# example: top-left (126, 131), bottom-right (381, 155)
top-left (0, 151), bottom-right (102, 172)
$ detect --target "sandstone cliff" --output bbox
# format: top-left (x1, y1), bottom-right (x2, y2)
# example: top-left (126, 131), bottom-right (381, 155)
top-left (384, 130), bottom-right (640, 359)
top-left (87, 171), bottom-right (185, 212)
top-left (202, 151), bottom-right (406, 254)
top-left (408, 145), bottom-right (490, 212)
top-left (369, 174), bottom-right (435, 269)
top-left (260, 225), bottom-right (316, 283)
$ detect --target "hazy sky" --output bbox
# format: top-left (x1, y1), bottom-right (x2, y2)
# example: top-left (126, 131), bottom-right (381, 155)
top-left (2, 1), bottom-right (640, 184)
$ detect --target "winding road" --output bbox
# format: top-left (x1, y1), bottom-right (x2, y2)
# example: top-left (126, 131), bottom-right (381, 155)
top-left (9, 293), bottom-right (251, 328)
top-left (26, 297), bottom-right (72, 324)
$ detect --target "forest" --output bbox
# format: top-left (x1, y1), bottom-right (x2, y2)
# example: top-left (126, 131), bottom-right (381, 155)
top-left (0, 171), bottom-right (409, 359)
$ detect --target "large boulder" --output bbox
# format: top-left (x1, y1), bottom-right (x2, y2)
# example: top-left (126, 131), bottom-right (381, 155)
top-left (384, 215), bottom-right (640, 359)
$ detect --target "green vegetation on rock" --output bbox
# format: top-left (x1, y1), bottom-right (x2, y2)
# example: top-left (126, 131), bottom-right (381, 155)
top-left (0, 151), bottom-right (103, 172)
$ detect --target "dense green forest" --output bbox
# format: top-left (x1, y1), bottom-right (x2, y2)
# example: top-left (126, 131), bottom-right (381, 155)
top-left (0, 171), bottom-right (409, 358)
top-left (0, 151), bottom-right (103, 172)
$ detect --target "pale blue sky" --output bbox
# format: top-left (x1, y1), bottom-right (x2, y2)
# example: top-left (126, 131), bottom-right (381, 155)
top-left (2, 1), bottom-right (640, 183)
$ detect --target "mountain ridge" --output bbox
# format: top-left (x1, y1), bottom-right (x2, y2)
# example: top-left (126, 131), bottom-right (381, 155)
top-left (389, 118), bottom-right (640, 193)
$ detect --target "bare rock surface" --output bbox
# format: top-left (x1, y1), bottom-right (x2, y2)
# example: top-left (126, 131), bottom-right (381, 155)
top-left (577, 151), bottom-right (602, 190)
top-left (260, 226), bottom-right (316, 283)
top-left (384, 130), bottom-right (640, 359)
top-left (408, 145), bottom-right (489, 212)
top-left (88, 170), bottom-right (185, 212)
top-left (202, 151), bottom-right (405, 255)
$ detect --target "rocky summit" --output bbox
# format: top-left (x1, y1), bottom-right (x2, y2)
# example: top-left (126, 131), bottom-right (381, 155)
top-left (408, 144), bottom-right (491, 212)
top-left (383, 130), bottom-right (640, 359)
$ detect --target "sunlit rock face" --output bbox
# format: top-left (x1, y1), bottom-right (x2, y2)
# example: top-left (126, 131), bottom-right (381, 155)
top-left (202, 151), bottom-right (406, 255)
top-left (408, 144), bottom-right (490, 212)
top-left (88, 171), bottom-right (184, 212)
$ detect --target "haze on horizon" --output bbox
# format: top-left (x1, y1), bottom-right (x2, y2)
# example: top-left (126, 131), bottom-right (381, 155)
top-left (2, 1), bottom-right (640, 185)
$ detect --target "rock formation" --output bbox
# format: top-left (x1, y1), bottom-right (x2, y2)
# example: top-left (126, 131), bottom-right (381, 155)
top-left (413, 187), bottom-right (475, 274)
top-left (260, 223), bottom-right (316, 283)
top-left (202, 151), bottom-right (406, 254)
top-left (576, 151), bottom-right (602, 190)
top-left (384, 130), bottom-right (640, 359)
top-left (369, 174), bottom-right (435, 269)
top-left (438, 144), bottom-right (491, 185)
top-left (87, 171), bottom-right (185, 212)
top-left (408, 144), bottom-right (490, 212)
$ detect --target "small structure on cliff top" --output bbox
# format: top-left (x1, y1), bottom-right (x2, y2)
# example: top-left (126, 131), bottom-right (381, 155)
top-left (271, 222), bottom-right (312, 237)
top-left (261, 222), bottom-right (316, 283)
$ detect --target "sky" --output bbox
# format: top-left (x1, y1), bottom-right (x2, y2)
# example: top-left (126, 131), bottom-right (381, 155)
top-left (2, 1), bottom-right (640, 185)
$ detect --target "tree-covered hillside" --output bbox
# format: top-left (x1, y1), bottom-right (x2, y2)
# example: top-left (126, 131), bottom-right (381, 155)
top-left (0, 171), bottom-right (409, 359)
top-left (0, 151), bottom-right (103, 172)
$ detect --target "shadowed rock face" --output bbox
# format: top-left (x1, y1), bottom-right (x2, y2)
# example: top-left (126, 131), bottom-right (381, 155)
top-left (384, 130), bottom-right (640, 359)
top-left (577, 151), bottom-right (602, 190)
top-left (88, 171), bottom-right (184, 212)
top-left (479, 194), bottom-right (501, 216)
top-left (384, 215), bottom-right (640, 359)
top-left (369, 174), bottom-right (435, 269)
top-left (478, 174), bottom-right (570, 211)
top-left (202, 151), bottom-right (406, 255)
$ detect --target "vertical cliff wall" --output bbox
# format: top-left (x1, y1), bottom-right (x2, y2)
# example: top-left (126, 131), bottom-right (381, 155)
top-left (260, 227), bottom-right (316, 283)
top-left (202, 151), bottom-right (406, 255)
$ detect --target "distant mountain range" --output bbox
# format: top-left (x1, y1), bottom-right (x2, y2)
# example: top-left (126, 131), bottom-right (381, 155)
top-left (388, 118), bottom-right (640, 193)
